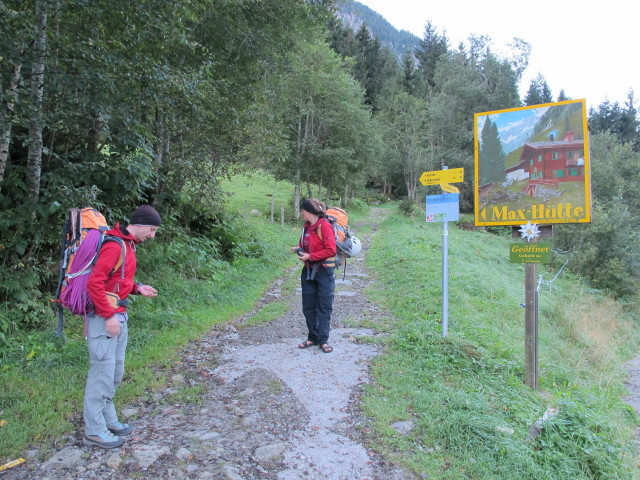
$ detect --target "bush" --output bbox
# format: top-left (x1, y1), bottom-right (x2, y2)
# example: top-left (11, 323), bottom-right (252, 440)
top-left (555, 200), bottom-right (640, 297)
top-left (397, 198), bottom-right (418, 217)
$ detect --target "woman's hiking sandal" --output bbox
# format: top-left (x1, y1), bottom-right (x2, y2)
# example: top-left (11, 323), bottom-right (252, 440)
top-left (298, 340), bottom-right (317, 349)
top-left (320, 344), bottom-right (333, 353)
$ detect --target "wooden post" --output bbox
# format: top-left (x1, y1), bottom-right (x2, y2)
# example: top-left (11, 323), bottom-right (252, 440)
top-left (266, 194), bottom-right (274, 223)
top-left (280, 203), bottom-right (285, 226)
top-left (271, 195), bottom-right (275, 223)
top-left (512, 224), bottom-right (551, 390)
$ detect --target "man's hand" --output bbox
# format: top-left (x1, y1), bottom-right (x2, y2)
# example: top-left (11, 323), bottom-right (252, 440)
top-left (138, 284), bottom-right (158, 297)
top-left (105, 317), bottom-right (120, 337)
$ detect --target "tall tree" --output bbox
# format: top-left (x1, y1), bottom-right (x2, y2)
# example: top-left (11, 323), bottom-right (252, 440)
top-left (589, 91), bottom-right (640, 151)
top-left (414, 21), bottom-right (448, 95)
top-left (25, 0), bottom-right (49, 202)
top-left (378, 90), bottom-right (428, 200)
top-left (524, 73), bottom-right (552, 105)
top-left (352, 24), bottom-right (392, 112)
top-left (400, 51), bottom-right (418, 95)
top-left (265, 39), bottom-right (371, 215)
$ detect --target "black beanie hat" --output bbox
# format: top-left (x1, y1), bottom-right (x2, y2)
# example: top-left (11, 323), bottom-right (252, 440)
top-left (130, 205), bottom-right (161, 226)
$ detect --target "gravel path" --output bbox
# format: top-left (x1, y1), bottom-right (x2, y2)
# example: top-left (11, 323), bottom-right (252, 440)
top-left (4, 209), bottom-right (416, 480)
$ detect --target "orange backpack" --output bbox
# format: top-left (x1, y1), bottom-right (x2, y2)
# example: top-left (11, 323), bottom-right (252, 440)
top-left (325, 207), bottom-right (349, 244)
top-left (52, 207), bottom-right (125, 336)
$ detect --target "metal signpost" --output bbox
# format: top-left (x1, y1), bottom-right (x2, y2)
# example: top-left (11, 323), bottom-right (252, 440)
top-left (421, 167), bottom-right (463, 337)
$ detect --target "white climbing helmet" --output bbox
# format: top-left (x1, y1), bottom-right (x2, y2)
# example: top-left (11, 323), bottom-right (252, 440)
top-left (340, 235), bottom-right (361, 258)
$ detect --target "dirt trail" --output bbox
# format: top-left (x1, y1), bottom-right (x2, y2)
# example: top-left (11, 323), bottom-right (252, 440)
top-left (4, 208), bottom-right (416, 480)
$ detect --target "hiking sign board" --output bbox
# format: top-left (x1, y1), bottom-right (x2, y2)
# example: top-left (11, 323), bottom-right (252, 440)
top-left (473, 99), bottom-right (591, 226)
top-left (419, 168), bottom-right (464, 186)
top-left (426, 193), bottom-right (459, 223)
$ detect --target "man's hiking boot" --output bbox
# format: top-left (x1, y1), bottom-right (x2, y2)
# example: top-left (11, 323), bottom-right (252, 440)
top-left (83, 430), bottom-right (123, 449)
top-left (107, 421), bottom-right (133, 436)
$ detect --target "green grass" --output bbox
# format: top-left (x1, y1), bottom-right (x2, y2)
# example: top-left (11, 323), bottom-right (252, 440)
top-left (361, 204), bottom-right (640, 479)
top-left (221, 171), bottom-right (296, 222)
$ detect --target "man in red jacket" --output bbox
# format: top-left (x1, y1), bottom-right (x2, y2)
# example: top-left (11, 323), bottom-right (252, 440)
top-left (83, 205), bottom-right (161, 449)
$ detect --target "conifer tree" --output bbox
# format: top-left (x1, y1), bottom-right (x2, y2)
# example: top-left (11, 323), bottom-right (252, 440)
top-left (589, 91), bottom-right (640, 151)
top-left (524, 73), bottom-right (552, 105)
top-left (400, 51), bottom-right (417, 95)
top-left (415, 21), bottom-right (448, 93)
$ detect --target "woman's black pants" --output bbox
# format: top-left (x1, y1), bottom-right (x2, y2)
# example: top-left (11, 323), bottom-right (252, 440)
top-left (301, 265), bottom-right (335, 345)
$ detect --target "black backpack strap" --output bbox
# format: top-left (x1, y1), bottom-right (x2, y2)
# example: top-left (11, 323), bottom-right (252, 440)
top-left (54, 217), bottom-right (73, 337)
top-left (306, 262), bottom-right (319, 281)
top-left (342, 257), bottom-right (347, 281)
top-left (101, 235), bottom-right (126, 279)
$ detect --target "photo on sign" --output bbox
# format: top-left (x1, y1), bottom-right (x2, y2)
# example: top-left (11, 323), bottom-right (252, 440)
top-left (473, 99), bottom-right (592, 226)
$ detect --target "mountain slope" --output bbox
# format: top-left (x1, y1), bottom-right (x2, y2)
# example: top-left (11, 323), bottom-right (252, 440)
top-left (336, 0), bottom-right (421, 58)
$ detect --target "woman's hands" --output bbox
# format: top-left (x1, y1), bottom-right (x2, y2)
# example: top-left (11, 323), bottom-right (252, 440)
top-left (291, 246), bottom-right (310, 262)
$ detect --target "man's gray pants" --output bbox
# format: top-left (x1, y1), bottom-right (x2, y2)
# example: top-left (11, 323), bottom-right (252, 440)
top-left (83, 312), bottom-right (128, 436)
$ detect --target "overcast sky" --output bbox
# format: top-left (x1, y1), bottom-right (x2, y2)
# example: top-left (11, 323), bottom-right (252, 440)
top-left (355, 0), bottom-right (637, 111)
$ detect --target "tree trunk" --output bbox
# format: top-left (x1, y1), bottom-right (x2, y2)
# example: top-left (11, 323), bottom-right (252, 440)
top-left (154, 107), bottom-right (170, 199)
top-left (324, 179), bottom-right (331, 206)
top-left (0, 59), bottom-right (22, 188)
top-left (294, 166), bottom-right (301, 221)
top-left (294, 108), bottom-right (310, 221)
top-left (26, 0), bottom-right (47, 202)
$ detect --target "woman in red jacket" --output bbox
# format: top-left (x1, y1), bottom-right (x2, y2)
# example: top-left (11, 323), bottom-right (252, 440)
top-left (292, 198), bottom-right (337, 353)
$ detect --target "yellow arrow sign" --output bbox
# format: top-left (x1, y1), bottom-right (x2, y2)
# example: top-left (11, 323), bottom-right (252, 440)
top-left (440, 182), bottom-right (459, 193)
top-left (419, 168), bottom-right (464, 186)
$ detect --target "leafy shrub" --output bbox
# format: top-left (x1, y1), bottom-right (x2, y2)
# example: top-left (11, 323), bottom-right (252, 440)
top-left (397, 198), bottom-right (418, 217)
top-left (209, 215), bottom-right (267, 261)
top-left (138, 228), bottom-right (226, 281)
top-left (555, 200), bottom-right (640, 297)
top-left (345, 198), bottom-right (367, 213)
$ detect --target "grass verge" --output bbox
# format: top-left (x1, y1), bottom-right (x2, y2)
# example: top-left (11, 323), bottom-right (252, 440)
top-left (362, 205), bottom-right (640, 479)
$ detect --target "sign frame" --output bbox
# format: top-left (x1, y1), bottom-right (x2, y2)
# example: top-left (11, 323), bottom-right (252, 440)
top-left (473, 99), bottom-right (591, 226)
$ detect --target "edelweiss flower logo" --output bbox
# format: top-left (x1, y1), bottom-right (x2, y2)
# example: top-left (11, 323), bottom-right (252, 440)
top-left (518, 221), bottom-right (540, 242)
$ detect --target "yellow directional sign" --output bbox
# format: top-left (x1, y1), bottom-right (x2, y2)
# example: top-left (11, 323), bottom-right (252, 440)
top-left (420, 168), bottom-right (464, 186)
top-left (440, 182), bottom-right (459, 193)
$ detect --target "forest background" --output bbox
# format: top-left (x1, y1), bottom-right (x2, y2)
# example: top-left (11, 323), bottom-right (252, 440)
top-left (1, 0), bottom-right (640, 469)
